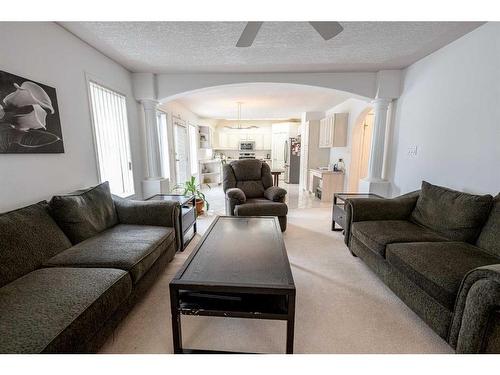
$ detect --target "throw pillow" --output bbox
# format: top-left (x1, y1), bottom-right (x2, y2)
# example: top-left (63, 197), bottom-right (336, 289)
top-left (49, 181), bottom-right (118, 244)
top-left (0, 202), bottom-right (72, 287)
top-left (410, 181), bottom-right (493, 243)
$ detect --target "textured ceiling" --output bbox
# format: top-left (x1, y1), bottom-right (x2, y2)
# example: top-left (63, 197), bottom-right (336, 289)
top-left (59, 22), bottom-right (482, 73)
top-left (168, 83), bottom-right (353, 119)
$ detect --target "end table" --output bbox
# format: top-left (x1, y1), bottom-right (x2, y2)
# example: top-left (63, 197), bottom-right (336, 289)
top-left (147, 194), bottom-right (197, 251)
top-left (332, 193), bottom-right (382, 232)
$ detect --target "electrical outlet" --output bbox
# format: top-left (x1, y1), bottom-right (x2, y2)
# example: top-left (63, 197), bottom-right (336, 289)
top-left (407, 145), bottom-right (418, 158)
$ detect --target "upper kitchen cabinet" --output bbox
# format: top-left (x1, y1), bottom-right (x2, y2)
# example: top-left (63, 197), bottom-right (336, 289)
top-left (272, 122), bottom-right (299, 137)
top-left (214, 126), bottom-right (272, 150)
top-left (319, 113), bottom-right (348, 148)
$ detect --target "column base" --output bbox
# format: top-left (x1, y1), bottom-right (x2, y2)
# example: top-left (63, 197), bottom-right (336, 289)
top-left (142, 178), bottom-right (170, 199)
top-left (358, 178), bottom-right (390, 197)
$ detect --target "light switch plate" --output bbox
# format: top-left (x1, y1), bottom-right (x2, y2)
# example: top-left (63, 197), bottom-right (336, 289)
top-left (408, 145), bottom-right (418, 158)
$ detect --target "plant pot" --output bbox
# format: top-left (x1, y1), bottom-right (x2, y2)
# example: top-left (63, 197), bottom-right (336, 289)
top-left (195, 199), bottom-right (205, 215)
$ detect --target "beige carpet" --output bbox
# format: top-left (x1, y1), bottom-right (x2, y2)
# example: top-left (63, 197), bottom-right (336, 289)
top-left (99, 206), bottom-right (453, 354)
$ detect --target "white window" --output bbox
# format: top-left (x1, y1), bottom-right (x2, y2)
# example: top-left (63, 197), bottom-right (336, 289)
top-left (156, 111), bottom-right (170, 179)
top-left (188, 123), bottom-right (198, 175)
top-left (88, 81), bottom-right (134, 197)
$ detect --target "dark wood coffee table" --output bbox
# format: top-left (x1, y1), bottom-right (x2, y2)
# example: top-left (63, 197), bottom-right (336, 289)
top-left (169, 216), bottom-right (296, 354)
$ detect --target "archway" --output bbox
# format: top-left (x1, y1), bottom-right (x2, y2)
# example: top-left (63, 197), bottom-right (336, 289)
top-left (152, 82), bottom-right (376, 195)
top-left (348, 108), bottom-right (374, 192)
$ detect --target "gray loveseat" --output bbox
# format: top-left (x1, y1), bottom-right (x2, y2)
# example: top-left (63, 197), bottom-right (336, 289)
top-left (345, 181), bottom-right (500, 353)
top-left (223, 159), bottom-right (288, 231)
top-left (0, 182), bottom-right (180, 353)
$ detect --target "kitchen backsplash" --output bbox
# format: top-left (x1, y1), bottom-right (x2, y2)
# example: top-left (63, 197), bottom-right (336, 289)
top-left (218, 150), bottom-right (271, 160)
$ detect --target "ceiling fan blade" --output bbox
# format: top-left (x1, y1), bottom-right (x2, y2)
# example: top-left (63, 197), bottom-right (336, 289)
top-left (236, 22), bottom-right (264, 47)
top-left (309, 22), bottom-right (343, 40)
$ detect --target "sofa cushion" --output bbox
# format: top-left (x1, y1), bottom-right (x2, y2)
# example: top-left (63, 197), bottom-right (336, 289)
top-left (236, 180), bottom-right (265, 198)
top-left (0, 201), bottom-right (71, 288)
top-left (230, 159), bottom-right (263, 181)
top-left (351, 220), bottom-right (450, 257)
top-left (261, 162), bottom-right (274, 189)
top-left (44, 224), bottom-right (175, 284)
top-left (386, 242), bottom-right (499, 310)
top-left (0, 267), bottom-right (131, 353)
top-left (234, 199), bottom-right (288, 217)
top-left (49, 181), bottom-right (118, 244)
top-left (411, 181), bottom-right (493, 243)
top-left (476, 194), bottom-right (500, 257)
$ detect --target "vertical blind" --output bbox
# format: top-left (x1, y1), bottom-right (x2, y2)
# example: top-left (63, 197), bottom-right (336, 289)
top-left (156, 111), bottom-right (170, 179)
top-left (188, 124), bottom-right (198, 175)
top-left (174, 121), bottom-right (188, 184)
top-left (88, 81), bottom-right (134, 197)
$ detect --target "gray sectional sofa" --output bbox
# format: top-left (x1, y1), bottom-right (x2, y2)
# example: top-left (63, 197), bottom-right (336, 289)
top-left (345, 181), bottom-right (500, 353)
top-left (0, 182), bottom-right (180, 353)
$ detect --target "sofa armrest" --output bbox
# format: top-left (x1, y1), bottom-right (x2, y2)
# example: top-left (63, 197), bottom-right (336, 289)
top-left (113, 197), bottom-right (181, 251)
top-left (225, 188), bottom-right (246, 216)
top-left (344, 196), bottom-right (418, 246)
top-left (264, 186), bottom-right (287, 202)
top-left (226, 188), bottom-right (246, 203)
top-left (449, 264), bottom-right (500, 353)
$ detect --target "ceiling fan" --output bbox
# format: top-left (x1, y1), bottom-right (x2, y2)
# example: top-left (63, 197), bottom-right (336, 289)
top-left (236, 22), bottom-right (344, 47)
top-left (224, 102), bottom-right (258, 130)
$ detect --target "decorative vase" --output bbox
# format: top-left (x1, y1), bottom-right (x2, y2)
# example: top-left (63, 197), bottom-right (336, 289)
top-left (195, 199), bottom-right (205, 215)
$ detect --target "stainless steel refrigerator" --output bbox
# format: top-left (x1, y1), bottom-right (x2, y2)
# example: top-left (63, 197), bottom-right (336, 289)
top-left (284, 137), bottom-right (301, 184)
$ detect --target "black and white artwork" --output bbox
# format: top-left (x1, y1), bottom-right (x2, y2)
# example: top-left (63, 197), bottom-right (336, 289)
top-left (0, 70), bottom-right (64, 153)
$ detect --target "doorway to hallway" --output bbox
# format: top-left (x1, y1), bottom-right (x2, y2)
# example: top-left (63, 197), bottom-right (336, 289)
top-left (348, 111), bottom-right (374, 192)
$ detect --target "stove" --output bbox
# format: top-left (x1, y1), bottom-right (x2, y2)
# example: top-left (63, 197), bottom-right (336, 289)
top-left (239, 152), bottom-right (256, 159)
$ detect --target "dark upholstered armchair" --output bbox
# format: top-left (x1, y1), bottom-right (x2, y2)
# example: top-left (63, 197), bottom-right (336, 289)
top-left (223, 159), bottom-right (288, 231)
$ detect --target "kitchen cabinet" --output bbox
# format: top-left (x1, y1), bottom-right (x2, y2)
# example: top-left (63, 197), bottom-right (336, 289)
top-left (308, 169), bottom-right (344, 202)
top-left (214, 127), bottom-right (272, 150)
top-left (227, 133), bottom-right (240, 149)
top-left (247, 133), bottom-right (264, 150)
top-left (299, 119), bottom-right (330, 191)
top-left (319, 113), bottom-right (348, 148)
top-left (263, 133), bottom-right (272, 150)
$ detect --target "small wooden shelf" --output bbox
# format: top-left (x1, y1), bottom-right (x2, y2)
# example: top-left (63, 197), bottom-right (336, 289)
top-left (199, 159), bottom-right (222, 184)
top-left (178, 291), bottom-right (289, 320)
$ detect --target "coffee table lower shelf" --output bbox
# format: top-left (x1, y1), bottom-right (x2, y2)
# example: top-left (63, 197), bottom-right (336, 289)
top-left (169, 287), bottom-right (295, 354)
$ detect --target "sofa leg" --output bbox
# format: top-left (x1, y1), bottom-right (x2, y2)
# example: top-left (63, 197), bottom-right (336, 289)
top-left (278, 216), bottom-right (287, 232)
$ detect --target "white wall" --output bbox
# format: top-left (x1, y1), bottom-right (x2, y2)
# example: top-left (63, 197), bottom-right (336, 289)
top-left (157, 72), bottom-right (377, 101)
top-left (387, 22), bottom-right (500, 196)
top-left (326, 98), bottom-right (371, 190)
top-left (0, 22), bottom-right (144, 212)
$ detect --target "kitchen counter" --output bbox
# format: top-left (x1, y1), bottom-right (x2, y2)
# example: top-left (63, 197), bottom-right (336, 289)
top-left (308, 169), bottom-right (344, 202)
top-left (309, 168), bottom-right (344, 175)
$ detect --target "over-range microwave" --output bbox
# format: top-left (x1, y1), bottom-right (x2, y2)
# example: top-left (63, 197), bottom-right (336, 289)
top-left (239, 141), bottom-right (255, 151)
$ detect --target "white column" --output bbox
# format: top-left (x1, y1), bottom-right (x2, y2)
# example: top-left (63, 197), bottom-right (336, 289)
top-left (141, 99), bottom-right (161, 179)
top-left (359, 98), bottom-right (392, 197)
top-left (366, 98), bottom-right (391, 181)
top-left (140, 99), bottom-right (170, 198)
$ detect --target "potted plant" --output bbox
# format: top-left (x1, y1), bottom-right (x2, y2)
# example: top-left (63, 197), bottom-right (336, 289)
top-left (173, 176), bottom-right (210, 215)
